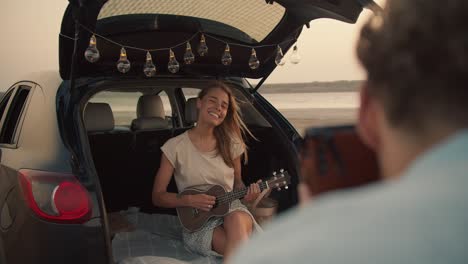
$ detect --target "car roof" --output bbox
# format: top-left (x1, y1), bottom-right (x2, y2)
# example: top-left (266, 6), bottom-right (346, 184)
top-left (9, 71), bottom-right (63, 96)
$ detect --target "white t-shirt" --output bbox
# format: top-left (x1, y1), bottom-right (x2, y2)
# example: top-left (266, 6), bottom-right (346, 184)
top-left (231, 131), bottom-right (468, 264)
top-left (161, 131), bottom-right (245, 192)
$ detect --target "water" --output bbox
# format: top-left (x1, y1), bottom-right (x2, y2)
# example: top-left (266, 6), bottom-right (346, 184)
top-left (90, 91), bottom-right (359, 133)
top-left (261, 92), bottom-right (358, 109)
top-left (91, 92), bottom-right (357, 111)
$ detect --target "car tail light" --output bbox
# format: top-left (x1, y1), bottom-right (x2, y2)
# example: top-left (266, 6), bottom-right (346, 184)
top-left (18, 169), bottom-right (92, 224)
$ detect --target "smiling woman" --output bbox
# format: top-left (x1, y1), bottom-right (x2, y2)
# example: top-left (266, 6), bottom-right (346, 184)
top-left (152, 81), bottom-right (262, 261)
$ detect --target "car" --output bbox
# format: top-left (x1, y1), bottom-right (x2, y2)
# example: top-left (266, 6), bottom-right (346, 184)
top-left (0, 0), bottom-right (379, 263)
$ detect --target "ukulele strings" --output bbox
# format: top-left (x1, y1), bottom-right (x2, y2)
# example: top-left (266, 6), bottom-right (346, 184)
top-left (215, 182), bottom-right (268, 205)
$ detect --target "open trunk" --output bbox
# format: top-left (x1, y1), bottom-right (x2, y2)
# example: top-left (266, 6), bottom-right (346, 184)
top-left (53, 1), bottom-right (381, 262)
top-left (60, 0), bottom-right (379, 81)
top-left (80, 78), bottom-right (298, 262)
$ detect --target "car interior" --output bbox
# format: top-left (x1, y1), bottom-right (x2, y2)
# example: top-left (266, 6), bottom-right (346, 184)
top-left (83, 81), bottom-right (296, 220)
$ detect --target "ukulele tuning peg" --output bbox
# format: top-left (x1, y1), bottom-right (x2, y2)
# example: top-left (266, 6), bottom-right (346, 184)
top-left (280, 168), bottom-right (284, 173)
top-left (272, 171), bottom-right (277, 176)
top-left (285, 185), bottom-right (289, 190)
top-left (277, 187), bottom-right (282, 191)
top-left (283, 181), bottom-right (287, 185)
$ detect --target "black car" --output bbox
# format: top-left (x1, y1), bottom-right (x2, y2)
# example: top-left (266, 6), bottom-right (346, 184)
top-left (0, 0), bottom-right (379, 263)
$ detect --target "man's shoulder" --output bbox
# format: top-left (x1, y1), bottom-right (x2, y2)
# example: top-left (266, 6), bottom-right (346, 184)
top-left (233, 172), bottom-right (468, 264)
top-left (232, 183), bottom-right (392, 263)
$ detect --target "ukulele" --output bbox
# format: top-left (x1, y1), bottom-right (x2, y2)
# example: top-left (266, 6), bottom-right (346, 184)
top-left (177, 170), bottom-right (291, 232)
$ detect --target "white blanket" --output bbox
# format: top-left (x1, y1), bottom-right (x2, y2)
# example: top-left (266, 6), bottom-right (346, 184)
top-left (112, 208), bottom-right (222, 264)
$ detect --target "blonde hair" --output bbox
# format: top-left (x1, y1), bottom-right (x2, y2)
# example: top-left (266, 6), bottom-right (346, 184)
top-left (198, 81), bottom-right (254, 167)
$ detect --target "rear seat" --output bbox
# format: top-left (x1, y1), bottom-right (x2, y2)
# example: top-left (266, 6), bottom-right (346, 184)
top-left (130, 95), bottom-right (177, 214)
top-left (85, 102), bottom-right (134, 212)
top-left (87, 96), bottom-right (257, 215)
top-left (131, 94), bottom-right (172, 152)
top-left (131, 94), bottom-right (170, 131)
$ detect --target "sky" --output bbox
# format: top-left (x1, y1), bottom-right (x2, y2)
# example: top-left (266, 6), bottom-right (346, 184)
top-left (0, 0), bottom-right (384, 90)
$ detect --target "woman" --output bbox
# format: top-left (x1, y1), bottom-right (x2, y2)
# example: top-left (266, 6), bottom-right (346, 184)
top-left (152, 81), bottom-right (261, 260)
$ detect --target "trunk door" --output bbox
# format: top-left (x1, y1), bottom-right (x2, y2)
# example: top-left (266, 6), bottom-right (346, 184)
top-left (59, 0), bottom-right (378, 81)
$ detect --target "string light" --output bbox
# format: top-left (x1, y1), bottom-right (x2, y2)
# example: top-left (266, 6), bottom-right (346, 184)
top-left (183, 42), bottom-right (195, 64)
top-left (167, 49), bottom-right (180, 74)
top-left (84, 34), bottom-right (100, 63)
top-left (221, 44), bottom-right (232, 66)
top-left (290, 45), bottom-right (301, 64)
top-left (275, 45), bottom-right (286, 66)
top-left (248, 48), bottom-right (260, 70)
top-left (116, 47), bottom-right (131, 73)
top-left (197, 34), bottom-right (209, 56)
top-left (143, 51), bottom-right (156, 77)
top-left (76, 23), bottom-right (300, 75)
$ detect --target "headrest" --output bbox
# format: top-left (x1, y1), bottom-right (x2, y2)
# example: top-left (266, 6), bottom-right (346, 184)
top-left (131, 118), bottom-right (169, 131)
top-left (84, 102), bottom-right (114, 132)
top-left (185, 98), bottom-right (199, 124)
top-left (137, 95), bottom-right (165, 118)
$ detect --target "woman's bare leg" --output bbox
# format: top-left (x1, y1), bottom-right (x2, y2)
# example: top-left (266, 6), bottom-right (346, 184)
top-left (212, 226), bottom-right (226, 255)
top-left (222, 211), bottom-right (253, 261)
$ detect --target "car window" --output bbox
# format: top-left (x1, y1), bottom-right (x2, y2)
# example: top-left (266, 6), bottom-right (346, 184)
top-left (182, 88), bottom-right (199, 100)
top-left (0, 86), bottom-right (31, 145)
top-left (89, 91), bottom-right (142, 128)
top-left (0, 89), bottom-right (15, 124)
top-left (97, 0), bottom-right (285, 43)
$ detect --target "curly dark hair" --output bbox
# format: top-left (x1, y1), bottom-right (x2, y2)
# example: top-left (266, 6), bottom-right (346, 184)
top-left (357, 0), bottom-right (468, 133)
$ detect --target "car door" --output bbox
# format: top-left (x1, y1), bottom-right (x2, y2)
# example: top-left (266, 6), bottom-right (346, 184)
top-left (0, 86), bottom-right (17, 236)
top-left (0, 83), bottom-right (34, 263)
top-left (0, 87), bottom-right (15, 264)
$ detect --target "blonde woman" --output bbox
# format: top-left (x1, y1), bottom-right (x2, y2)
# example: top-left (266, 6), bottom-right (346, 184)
top-left (152, 81), bottom-right (261, 260)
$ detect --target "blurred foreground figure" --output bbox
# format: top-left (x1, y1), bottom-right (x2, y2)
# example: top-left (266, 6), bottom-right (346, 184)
top-left (231, 0), bottom-right (468, 263)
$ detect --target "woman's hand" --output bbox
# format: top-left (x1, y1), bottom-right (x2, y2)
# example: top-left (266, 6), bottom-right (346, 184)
top-left (243, 180), bottom-right (262, 203)
top-left (185, 194), bottom-right (216, 212)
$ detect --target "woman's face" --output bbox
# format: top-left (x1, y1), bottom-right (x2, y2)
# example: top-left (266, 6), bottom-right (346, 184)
top-left (197, 87), bottom-right (230, 127)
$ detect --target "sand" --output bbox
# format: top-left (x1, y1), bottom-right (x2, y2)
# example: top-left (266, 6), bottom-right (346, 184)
top-left (279, 107), bottom-right (357, 135)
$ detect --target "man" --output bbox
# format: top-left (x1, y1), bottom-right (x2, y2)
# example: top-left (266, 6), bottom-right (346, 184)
top-left (230, 0), bottom-right (468, 263)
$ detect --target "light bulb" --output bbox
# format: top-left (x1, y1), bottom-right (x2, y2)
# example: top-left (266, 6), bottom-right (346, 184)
top-left (221, 44), bottom-right (232, 66)
top-left (84, 34), bottom-right (100, 63)
top-left (116, 47), bottom-right (131, 73)
top-left (168, 49), bottom-right (180, 74)
top-left (184, 42), bottom-right (195, 64)
top-left (275, 46), bottom-right (286, 66)
top-left (197, 34), bottom-right (208, 56)
top-left (143, 51), bottom-right (156, 77)
top-left (248, 48), bottom-right (260, 70)
top-left (290, 45), bottom-right (301, 64)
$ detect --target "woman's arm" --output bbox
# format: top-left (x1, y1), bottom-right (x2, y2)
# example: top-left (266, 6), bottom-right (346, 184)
top-left (233, 156), bottom-right (245, 189)
top-left (152, 154), bottom-right (187, 208)
top-left (152, 154), bottom-right (215, 210)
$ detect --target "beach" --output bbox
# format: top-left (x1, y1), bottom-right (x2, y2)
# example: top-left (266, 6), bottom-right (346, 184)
top-left (259, 91), bottom-right (358, 135)
top-left (279, 107), bottom-right (357, 135)
top-left (108, 90), bottom-right (358, 136)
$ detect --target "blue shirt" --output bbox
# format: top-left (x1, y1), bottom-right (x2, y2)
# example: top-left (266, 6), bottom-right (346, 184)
top-left (232, 131), bottom-right (468, 264)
